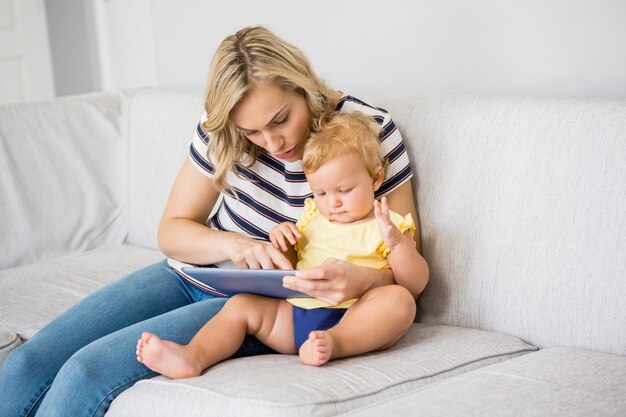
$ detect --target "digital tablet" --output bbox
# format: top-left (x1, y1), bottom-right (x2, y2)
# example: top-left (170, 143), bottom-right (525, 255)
top-left (181, 267), bottom-right (309, 299)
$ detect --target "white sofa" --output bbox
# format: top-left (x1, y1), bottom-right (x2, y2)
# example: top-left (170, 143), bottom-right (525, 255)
top-left (1, 89), bottom-right (625, 416)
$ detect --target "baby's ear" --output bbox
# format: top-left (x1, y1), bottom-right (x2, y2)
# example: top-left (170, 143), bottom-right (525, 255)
top-left (372, 165), bottom-right (384, 191)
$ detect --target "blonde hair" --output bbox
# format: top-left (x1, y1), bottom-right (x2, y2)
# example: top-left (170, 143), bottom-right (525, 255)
top-left (303, 112), bottom-right (386, 178)
top-left (201, 26), bottom-right (338, 190)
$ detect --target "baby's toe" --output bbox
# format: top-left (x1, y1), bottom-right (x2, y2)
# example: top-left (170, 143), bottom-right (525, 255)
top-left (140, 332), bottom-right (152, 343)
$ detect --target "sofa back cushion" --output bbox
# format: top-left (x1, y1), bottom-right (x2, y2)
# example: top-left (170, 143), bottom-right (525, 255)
top-left (363, 94), bottom-right (626, 355)
top-left (126, 88), bottom-right (204, 248)
top-left (0, 92), bottom-right (128, 269)
top-left (126, 89), bottom-right (626, 355)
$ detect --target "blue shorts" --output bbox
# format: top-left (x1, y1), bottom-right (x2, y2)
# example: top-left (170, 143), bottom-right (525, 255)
top-left (292, 306), bottom-right (348, 350)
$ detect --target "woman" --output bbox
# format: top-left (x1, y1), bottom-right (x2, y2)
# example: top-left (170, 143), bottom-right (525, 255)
top-left (0, 26), bottom-right (428, 417)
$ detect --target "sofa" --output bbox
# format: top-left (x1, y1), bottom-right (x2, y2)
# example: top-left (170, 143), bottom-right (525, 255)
top-left (0, 88), bottom-right (624, 416)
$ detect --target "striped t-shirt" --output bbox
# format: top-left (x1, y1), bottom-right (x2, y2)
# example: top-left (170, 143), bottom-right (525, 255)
top-left (186, 94), bottom-right (413, 273)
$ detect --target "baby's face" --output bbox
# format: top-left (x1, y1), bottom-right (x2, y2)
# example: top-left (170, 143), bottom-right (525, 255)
top-left (307, 154), bottom-right (380, 224)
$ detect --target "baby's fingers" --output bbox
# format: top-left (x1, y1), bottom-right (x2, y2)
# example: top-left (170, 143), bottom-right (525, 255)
top-left (287, 222), bottom-right (301, 236)
top-left (375, 201), bottom-right (392, 226)
top-left (381, 196), bottom-right (390, 216)
top-left (285, 223), bottom-right (302, 244)
top-left (276, 233), bottom-right (290, 252)
top-left (269, 232), bottom-right (280, 249)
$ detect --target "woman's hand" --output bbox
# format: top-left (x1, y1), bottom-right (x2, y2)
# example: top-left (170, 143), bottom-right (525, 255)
top-left (226, 233), bottom-right (293, 270)
top-left (283, 259), bottom-right (393, 306)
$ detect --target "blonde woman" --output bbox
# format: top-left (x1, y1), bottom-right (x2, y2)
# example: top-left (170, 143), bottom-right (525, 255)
top-left (0, 26), bottom-right (428, 417)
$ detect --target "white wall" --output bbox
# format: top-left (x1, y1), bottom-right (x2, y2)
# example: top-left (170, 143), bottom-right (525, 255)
top-left (97, 0), bottom-right (626, 96)
top-left (92, 0), bottom-right (157, 91)
top-left (0, 0), bottom-right (55, 103)
top-left (46, 0), bottom-right (101, 96)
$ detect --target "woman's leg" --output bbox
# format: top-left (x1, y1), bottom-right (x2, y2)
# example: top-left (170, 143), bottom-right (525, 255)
top-left (35, 297), bottom-right (235, 417)
top-left (0, 260), bottom-right (192, 417)
top-left (0, 261), bottom-right (272, 417)
top-left (0, 260), bottom-right (275, 417)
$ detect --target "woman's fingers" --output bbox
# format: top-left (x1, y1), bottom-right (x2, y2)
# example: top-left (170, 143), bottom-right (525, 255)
top-left (283, 275), bottom-right (338, 304)
top-left (254, 246), bottom-right (275, 270)
top-left (253, 245), bottom-right (291, 270)
top-left (268, 246), bottom-right (294, 270)
top-left (282, 260), bottom-right (353, 305)
top-left (245, 255), bottom-right (261, 270)
top-left (232, 238), bottom-right (292, 270)
top-left (283, 268), bottom-right (326, 290)
top-left (294, 266), bottom-right (327, 280)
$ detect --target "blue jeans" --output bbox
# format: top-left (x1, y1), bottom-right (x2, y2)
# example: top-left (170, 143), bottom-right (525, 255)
top-left (0, 259), bottom-right (274, 417)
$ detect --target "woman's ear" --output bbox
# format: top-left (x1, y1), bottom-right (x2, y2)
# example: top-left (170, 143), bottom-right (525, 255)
top-left (372, 165), bottom-right (384, 191)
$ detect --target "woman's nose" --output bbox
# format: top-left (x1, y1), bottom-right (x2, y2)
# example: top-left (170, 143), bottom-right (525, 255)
top-left (264, 131), bottom-right (283, 153)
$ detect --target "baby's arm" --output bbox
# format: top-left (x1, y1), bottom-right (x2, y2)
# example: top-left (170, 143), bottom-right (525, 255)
top-left (269, 222), bottom-right (300, 269)
top-left (375, 197), bottom-right (429, 297)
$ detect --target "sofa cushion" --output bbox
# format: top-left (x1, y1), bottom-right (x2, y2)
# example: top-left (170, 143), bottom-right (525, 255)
top-left (0, 331), bottom-right (22, 364)
top-left (0, 92), bottom-right (129, 269)
top-left (126, 88), bottom-right (204, 249)
top-left (362, 94), bottom-right (626, 355)
top-left (105, 323), bottom-right (536, 417)
top-left (0, 245), bottom-right (163, 341)
top-left (340, 347), bottom-right (626, 417)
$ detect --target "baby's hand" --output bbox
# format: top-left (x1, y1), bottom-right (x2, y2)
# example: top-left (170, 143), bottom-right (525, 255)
top-left (269, 222), bottom-right (301, 252)
top-left (374, 197), bottom-right (404, 251)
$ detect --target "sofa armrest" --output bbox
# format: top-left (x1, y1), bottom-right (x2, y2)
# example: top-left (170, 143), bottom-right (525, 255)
top-left (0, 92), bottom-right (129, 269)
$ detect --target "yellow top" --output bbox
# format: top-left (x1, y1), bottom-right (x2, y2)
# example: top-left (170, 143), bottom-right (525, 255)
top-left (288, 198), bottom-right (415, 309)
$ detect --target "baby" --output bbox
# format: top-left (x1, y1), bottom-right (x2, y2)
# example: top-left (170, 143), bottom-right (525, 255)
top-left (136, 112), bottom-right (424, 377)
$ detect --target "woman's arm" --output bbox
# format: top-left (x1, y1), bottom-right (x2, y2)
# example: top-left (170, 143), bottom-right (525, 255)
top-left (158, 159), bottom-right (292, 269)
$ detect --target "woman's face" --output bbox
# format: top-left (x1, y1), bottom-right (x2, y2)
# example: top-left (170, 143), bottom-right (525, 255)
top-left (230, 82), bottom-right (311, 162)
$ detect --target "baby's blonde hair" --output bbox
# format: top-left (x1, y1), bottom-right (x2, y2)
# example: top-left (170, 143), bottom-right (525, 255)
top-left (303, 112), bottom-right (385, 178)
top-left (202, 26), bottom-right (338, 190)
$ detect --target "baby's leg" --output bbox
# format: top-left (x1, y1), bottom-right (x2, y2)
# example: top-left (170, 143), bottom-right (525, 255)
top-left (137, 295), bottom-right (296, 379)
top-left (299, 285), bottom-right (415, 366)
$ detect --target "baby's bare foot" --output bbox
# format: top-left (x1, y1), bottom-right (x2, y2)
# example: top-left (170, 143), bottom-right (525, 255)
top-left (298, 330), bottom-right (336, 366)
top-left (136, 332), bottom-right (203, 379)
